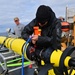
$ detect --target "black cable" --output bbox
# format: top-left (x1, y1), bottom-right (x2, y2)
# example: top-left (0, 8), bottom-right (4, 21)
top-left (0, 70), bottom-right (5, 74)
top-left (0, 69), bottom-right (9, 75)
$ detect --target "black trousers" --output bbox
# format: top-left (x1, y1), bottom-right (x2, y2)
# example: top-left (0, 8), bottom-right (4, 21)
top-left (35, 47), bottom-right (54, 64)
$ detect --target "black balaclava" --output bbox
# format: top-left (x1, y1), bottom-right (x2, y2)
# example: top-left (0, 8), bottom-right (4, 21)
top-left (36, 5), bottom-right (56, 25)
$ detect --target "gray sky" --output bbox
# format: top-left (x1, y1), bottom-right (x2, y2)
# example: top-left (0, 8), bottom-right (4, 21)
top-left (0, 0), bottom-right (75, 32)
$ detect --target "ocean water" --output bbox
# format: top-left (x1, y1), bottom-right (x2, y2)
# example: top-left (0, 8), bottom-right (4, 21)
top-left (0, 22), bottom-right (27, 33)
top-left (0, 22), bottom-right (27, 36)
top-left (0, 24), bottom-right (15, 36)
top-left (0, 24), bottom-right (14, 33)
top-left (0, 32), bottom-right (8, 36)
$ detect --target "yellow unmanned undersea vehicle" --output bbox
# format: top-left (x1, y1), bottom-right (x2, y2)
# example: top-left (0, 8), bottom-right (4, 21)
top-left (0, 36), bottom-right (75, 75)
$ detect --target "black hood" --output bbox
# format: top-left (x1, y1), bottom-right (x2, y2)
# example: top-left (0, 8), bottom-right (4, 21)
top-left (36, 5), bottom-right (56, 24)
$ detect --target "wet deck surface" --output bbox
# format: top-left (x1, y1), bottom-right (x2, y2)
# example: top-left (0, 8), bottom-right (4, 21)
top-left (0, 47), bottom-right (75, 75)
top-left (0, 48), bottom-right (34, 75)
top-left (0, 66), bottom-right (34, 75)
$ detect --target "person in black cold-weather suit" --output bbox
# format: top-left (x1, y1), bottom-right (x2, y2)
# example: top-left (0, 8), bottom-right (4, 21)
top-left (21, 5), bottom-right (61, 63)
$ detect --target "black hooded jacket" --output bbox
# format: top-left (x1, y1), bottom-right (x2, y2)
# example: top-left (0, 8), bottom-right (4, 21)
top-left (21, 5), bottom-right (61, 50)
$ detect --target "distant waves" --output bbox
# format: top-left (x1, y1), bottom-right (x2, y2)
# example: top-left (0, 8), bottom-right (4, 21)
top-left (0, 32), bottom-right (8, 36)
